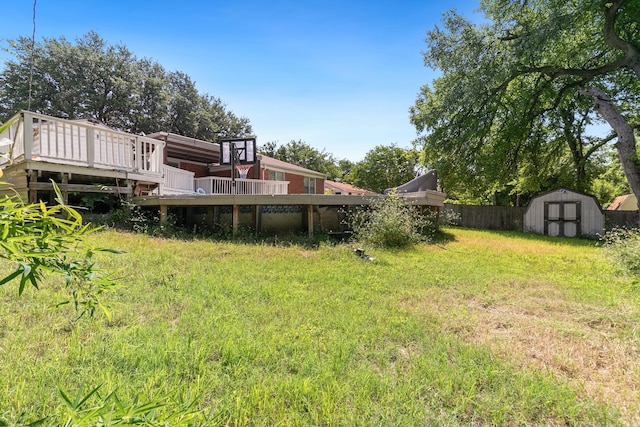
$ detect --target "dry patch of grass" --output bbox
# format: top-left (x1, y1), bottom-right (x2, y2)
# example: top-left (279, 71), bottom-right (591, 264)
top-left (403, 279), bottom-right (640, 422)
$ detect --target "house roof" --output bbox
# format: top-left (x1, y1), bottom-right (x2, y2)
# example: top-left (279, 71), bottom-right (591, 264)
top-left (147, 132), bottom-right (220, 164)
top-left (325, 180), bottom-right (376, 195)
top-left (258, 155), bottom-right (326, 179)
top-left (607, 194), bottom-right (637, 211)
top-left (146, 132), bottom-right (326, 179)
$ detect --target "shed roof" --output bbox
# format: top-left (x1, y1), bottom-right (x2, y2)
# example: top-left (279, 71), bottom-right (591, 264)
top-left (524, 188), bottom-right (604, 216)
top-left (607, 194), bottom-right (637, 211)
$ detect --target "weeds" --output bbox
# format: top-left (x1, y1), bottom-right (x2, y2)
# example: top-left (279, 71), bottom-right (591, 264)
top-left (348, 190), bottom-right (438, 248)
top-left (0, 180), bottom-right (121, 319)
top-left (600, 227), bottom-right (640, 275)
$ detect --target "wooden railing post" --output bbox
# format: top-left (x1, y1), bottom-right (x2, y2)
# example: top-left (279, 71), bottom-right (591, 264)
top-left (86, 127), bottom-right (95, 167)
top-left (23, 112), bottom-right (33, 161)
top-left (134, 137), bottom-right (142, 172)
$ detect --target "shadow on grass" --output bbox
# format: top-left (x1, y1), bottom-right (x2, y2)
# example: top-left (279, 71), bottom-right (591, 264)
top-left (431, 228), bottom-right (457, 245)
top-left (442, 226), bottom-right (601, 248)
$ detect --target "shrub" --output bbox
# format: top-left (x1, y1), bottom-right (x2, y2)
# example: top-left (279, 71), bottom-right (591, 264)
top-left (0, 179), bottom-right (121, 319)
top-left (348, 191), bottom-right (438, 248)
top-left (600, 227), bottom-right (640, 275)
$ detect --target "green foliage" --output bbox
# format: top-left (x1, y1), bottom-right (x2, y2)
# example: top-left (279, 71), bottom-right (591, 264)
top-left (0, 181), bottom-right (121, 319)
top-left (601, 227), bottom-right (640, 275)
top-left (0, 31), bottom-right (251, 140)
top-left (259, 139), bottom-right (342, 179)
top-left (56, 384), bottom-right (202, 426)
top-left (411, 0), bottom-right (640, 205)
top-left (590, 148), bottom-right (632, 206)
top-left (105, 199), bottom-right (182, 238)
top-left (350, 144), bottom-right (419, 193)
top-left (348, 191), bottom-right (437, 248)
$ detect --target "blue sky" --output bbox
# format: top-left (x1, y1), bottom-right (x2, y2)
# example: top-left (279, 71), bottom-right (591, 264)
top-left (0, 1), bottom-right (482, 161)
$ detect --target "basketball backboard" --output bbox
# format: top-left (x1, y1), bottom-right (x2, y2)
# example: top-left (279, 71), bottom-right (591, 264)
top-left (220, 137), bottom-right (257, 165)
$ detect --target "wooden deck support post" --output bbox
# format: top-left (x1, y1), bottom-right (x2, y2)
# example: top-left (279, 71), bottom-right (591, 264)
top-left (159, 204), bottom-right (168, 224)
top-left (307, 204), bottom-right (314, 238)
top-left (232, 204), bottom-right (239, 237)
top-left (60, 172), bottom-right (69, 204)
top-left (206, 207), bottom-right (214, 227)
top-left (253, 205), bottom-right (261, 235)
top-left (28, 170), bottom-right (38, 204)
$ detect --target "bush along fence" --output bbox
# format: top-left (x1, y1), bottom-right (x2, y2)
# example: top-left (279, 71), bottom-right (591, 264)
top-left (443, 203), bottom-right (639, 232)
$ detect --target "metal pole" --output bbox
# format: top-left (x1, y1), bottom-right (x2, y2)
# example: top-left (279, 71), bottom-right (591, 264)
top-left (231, 142), bottom-right (236, 195)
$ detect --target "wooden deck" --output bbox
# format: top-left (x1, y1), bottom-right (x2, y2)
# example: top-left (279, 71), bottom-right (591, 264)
top-left (0, 111), bottom-right (290, 200)
top-left (134, 191), bottom-right (446, 237)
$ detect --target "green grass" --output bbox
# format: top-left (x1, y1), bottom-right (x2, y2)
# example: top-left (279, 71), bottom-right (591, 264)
top-left (1, 228), bottom-right (638, 425)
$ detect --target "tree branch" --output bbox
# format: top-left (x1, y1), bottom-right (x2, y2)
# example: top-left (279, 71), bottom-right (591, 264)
top-left (518, 57), bottom-right (629, 80)
top-left (603, 0), bottom-right (640, 78)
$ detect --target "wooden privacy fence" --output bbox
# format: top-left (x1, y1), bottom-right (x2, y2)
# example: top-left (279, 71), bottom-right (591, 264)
top-left (443, 204), bottom-right (526, 231)
top-left (443, 203), bottom-right (639, 231)
top-left (605, 210), bottom-right (639, 229)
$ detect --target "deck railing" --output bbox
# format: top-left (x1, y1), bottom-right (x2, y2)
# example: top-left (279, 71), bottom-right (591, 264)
top-left (0, 111), bottom-right (164, 176)
top-left (160, 165), bottom-right (195, 194)
top-left (194, 176), bottom-right (289, 195)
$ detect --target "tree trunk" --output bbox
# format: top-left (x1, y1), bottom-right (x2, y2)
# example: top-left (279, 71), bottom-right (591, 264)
top-left (579, 87), bottom-right (640, 219)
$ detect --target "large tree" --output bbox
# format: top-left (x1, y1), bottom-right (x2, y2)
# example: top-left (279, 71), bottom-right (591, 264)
top-left (0, 31), bottom-right (252, 140)
top-left (350, 144), bottom-right (419, 193)
top-left (410, 0), bottom-right (640, 206)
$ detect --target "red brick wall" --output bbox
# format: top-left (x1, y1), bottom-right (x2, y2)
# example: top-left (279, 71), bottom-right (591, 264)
top-left (260, 166), bottom-right (325, 194)
top-left (286, 173), bottom-right (305, 194)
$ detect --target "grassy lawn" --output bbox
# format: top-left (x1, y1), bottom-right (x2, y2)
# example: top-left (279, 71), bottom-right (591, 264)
top-left (1, 227), bottom-right (639, 425)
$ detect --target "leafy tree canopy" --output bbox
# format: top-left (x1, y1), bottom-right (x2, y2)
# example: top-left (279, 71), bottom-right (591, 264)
top-left (410, 0), bottom-right (640, 206)
top-left (259, 139), bottom-right (342, 180)
top-left (350, 144), bottom-right (419, 193)
top-left (0, 31), bottom-right (252, 140)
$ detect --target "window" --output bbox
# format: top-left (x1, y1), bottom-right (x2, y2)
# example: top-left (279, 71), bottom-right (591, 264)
top-left (304, 177), bottom-right (316, 194)
top-left (268, 170), bottom-right (285, 181)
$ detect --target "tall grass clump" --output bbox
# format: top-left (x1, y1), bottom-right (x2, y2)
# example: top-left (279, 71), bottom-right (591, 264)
top-left (348, 190), bottom-right (437, 248)
top-left (600, 227), bottom-right (640, 275)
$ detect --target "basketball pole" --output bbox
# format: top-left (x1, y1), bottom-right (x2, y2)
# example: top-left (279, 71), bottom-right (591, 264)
top-left (230, 142), bottom-right (236, 195)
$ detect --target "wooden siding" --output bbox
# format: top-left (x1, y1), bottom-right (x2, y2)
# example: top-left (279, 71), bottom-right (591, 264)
top-left (524, 189), bottom-right (604, 237)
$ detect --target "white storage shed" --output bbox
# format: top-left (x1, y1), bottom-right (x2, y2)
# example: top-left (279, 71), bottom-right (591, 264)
top-left (523, 188), bottom-right (604, 237)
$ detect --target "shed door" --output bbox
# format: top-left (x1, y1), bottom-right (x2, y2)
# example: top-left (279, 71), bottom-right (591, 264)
top-left (544, 201), bottom-right (581, 237)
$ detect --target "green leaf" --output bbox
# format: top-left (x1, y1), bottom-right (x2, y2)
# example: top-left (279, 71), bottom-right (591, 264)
top-left (0, 269), bottom-right (22, 286)
top-left (95, 248), bottom-right (126, 254)
top-left (26, 417), bottom-right (49, 426)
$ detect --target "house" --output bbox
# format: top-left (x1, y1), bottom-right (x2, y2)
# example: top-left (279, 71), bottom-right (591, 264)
top-left (145, 131), bottom-right (326, 195)
top-left (256, 155), bottom-right (326, 194)
top-left (0, 111), bottom-right (324, 201)
top-left (0, 111), bottom-right (446, 236)
top-left (325, 180), bottom-right (376, 195)
top-left (607, 194), bottom-right (638, 211)
top-left (523, 188), bottom-right (604, 237)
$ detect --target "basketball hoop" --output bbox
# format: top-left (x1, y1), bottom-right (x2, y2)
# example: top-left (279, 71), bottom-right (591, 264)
top-left (235, 164), bottom-right (252, 179)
